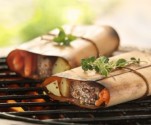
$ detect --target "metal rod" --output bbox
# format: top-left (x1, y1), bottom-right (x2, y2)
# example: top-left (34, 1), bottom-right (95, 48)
top-left (0, 95), bottom-right (48, 100)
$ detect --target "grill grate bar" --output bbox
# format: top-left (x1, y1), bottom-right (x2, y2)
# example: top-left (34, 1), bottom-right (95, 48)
top-left (0, 102), bottom-right (63, 108)
top-left (0, 65), bottom-right (8, 70)
top-left (0, 79), bottom-right (43, 84)
top-left (6, 107), bottom-right (151, 115)
top-left (0, 97), bottom-right (151, 109)
top-left (0, 87), bottom-right (42, 93)
top-left (0, 72), bottom-right (17, 77)
top-left (8, 112), bottom-right (151, 121)
top-left (47, 115), bottom-right (151, 123)
top-left (0, 102), bottom-right (74, 108)
top-left (0, 94), bottom-right (48, 100)
top-left (0, 58), bottom-right (6, 64)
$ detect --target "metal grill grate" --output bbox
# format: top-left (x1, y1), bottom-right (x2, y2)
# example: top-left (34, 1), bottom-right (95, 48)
top-left (0, 57), bottom-right (151, 125)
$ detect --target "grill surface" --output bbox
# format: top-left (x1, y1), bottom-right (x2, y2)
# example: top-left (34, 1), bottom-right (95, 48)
top-left (0, 57), bottom-right (151, 125)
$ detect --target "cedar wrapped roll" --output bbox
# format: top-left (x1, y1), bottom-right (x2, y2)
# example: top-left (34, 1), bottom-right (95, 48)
top-left (6, 25), bottom-right (119, 79)
top-left (42, 51), bottom-right (151, 109)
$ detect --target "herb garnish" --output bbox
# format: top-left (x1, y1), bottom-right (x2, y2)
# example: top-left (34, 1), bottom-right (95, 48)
top-left (81, 56), bottom-right (140, 77)
top-left (53, 27), bottom-right (77, 46)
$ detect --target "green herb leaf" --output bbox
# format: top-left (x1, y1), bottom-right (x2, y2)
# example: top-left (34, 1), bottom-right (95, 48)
top-left (98, 56), bottom-right (109, 63)
top-left (116, 58), bottom-right (127, 67)
top-left (81, 56), bottom-right (141, 77)
top-left (130, 57), bottom-right (136, 61)
top-left (53, 27), bottom-right (77, 46)
top-left (67, 34), bottom-right (77, 42)
top-left (81, 57), bottom-right (96, 71)
top-left (130, 57), bottom-right (140, 64)
top-left (100, 68), bottom-right (108, 77)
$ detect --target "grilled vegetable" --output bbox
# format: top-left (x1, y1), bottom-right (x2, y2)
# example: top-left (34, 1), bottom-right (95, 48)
top-left (52, 58), bottom-right (70, 74)
top-left (45, 80), bottom-right (61, 96)
top-left (60, 78), bottom-right (70, 97)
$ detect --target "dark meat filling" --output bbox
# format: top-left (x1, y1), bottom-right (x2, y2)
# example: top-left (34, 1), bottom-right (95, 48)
top-left (70, 81), bottom-right (104, 106)
top-left (37, 56), bottom-right (57, 79)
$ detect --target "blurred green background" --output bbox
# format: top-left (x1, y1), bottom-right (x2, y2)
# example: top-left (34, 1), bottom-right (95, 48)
top-left (0, 0), bottom-right (119, 47)
top-left (1, 0), bottom-right (151, 49)
top-left (0, 0), bottom-right (96, 47)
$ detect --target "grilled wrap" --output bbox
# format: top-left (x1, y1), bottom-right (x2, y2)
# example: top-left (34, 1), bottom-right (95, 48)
top-left (6, 25), bottom-right (119, 79)
top-left (42, 51), bottom-right (151, 109)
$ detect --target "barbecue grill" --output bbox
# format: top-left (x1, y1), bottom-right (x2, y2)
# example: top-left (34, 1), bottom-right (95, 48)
top-left (0, 55), bottom-right (151, 125)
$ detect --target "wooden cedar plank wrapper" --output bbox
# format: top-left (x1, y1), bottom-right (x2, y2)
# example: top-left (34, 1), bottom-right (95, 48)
top-left (17, 25), bottom-right (120, 65)
top-left (43, 51), bottom-right (151, 108)
top-left (6, 25), bottom-right (119, 79)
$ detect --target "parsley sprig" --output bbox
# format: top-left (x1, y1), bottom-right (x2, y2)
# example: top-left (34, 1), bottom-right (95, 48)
top-left (53, 27), bottom-right (77, 46)
top-left (81, 56), bottom-right (140, 77)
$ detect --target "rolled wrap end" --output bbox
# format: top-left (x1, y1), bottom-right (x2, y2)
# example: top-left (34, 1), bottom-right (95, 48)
top-left (6, 49), bottom-right (70, 79)
top-left (42, 76), bottom-right (110, 109)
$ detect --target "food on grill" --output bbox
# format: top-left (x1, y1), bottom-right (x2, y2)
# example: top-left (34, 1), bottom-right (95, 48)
top-left (44, 78), bottom-right (109, 107)
top-left (6, 25), bottom-right (119, 79)
top-left (1, 52), bottom-right (151, 123)
top-left (42, 51), bottom-right (151, 109)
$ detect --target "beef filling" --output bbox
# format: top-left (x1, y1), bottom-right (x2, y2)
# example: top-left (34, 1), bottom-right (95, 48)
top-left (70, 81), bottom-right (104, 106)
top-left (37, 56), bottom-right (57, 79)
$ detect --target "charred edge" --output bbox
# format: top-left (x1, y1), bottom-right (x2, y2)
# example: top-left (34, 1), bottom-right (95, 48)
top-left (103, 25), bottom-right (120, 42)
top-left (103, 25), bottom-right (120, 51)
